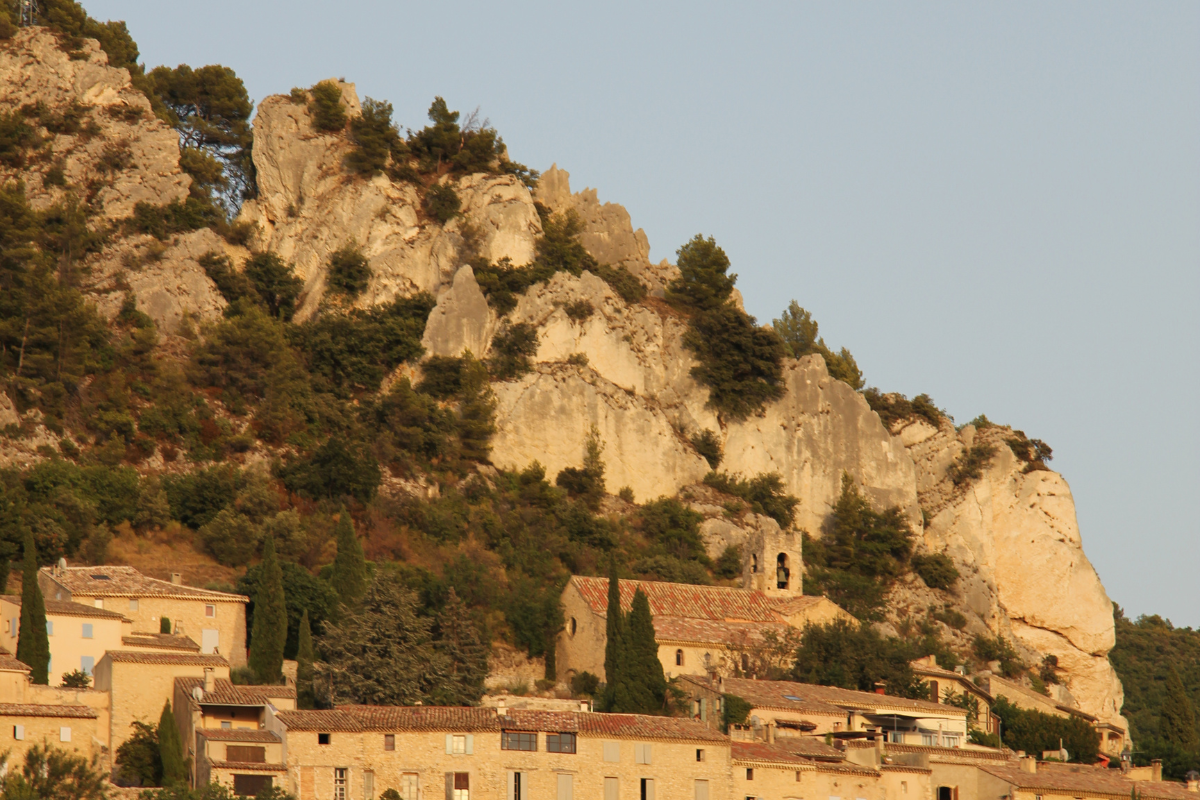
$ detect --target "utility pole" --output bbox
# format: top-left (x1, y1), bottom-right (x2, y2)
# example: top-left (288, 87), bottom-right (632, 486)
top-left (18, 0), bottom-right (39, 27)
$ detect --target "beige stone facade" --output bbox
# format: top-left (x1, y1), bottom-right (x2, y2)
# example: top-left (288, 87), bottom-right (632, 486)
top-left (39, 564), bottom-right (248, 666)
top-left (270, 705), bottom-right (732, 800)
top-left (93, 650), bottom-right (229, 753)
top-left (0, 596), bottom-right (129, 685)
top-left (0, 703), bottom-right (102, 764)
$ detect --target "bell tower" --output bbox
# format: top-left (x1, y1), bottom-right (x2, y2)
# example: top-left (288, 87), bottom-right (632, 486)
top-left (742, 518), bottom-right (803, 598)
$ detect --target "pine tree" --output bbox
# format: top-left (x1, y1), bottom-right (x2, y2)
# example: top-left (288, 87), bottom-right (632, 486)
top-left (665, 235), bottom-right (736, 312)
top-left (601, 558), bottom-right (626, 711)
top-left (16, 530), bottom-right (50, 684)
top-left (1160, 666), bottom-right (1199, 752)
top-left (296, 609), bottom-right (315, 710)
top-left (431, 588), bottom-right (488, 706)
top-left (248, 535), bottom-right (287, 684)
top-left (158, 701), bottom-right (187, 786)
top-left (330, 511), bottom-right (368, 608)
top-left (626, 588), bottom-right (667, 714)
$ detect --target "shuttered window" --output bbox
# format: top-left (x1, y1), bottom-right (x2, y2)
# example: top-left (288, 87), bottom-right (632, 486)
top-left (694, 781), bottom-right (709, 800)
top-left (635, 744), bottom-right (652, 764)
top-left (603, 742), bottom-right (620, 762)
top-left (557, 774), bottom-right (573, 800)
top-left (233, 775), bottom-right (273, 796)
top-left (226, 745), bottom-right (266, 763)
top-left (605, 777), bottom-right (620, 800)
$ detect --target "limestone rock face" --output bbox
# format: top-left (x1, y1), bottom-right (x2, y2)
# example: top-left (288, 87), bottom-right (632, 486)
top-left (899, 419), bottom-right (1127, 726)
top-left (238, 90), bottom-right (543, 320)
top-left (0, 28), bottom-right (190, 220)
top-left (421, 266), bottom-right (495, 358)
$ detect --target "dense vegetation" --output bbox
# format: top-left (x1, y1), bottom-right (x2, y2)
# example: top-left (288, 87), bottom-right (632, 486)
top-left (772, 300), bottom-right (864, 390)
top-left (992, 696), bottom-right (1100, 764)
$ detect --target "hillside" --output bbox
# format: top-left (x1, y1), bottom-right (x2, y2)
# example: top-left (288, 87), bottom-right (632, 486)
top-left (0, 3), bottom-right (1128, 734)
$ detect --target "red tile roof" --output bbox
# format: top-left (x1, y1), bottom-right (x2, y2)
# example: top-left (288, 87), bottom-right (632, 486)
top-left (278, 706), bottom-right (727, 742)
top-left (198, 729), bottom-right (281, 743)
top-left (123, 633), bottom-right (200, 652)
top-left (978, 762), bottom-right (1195, 800)
top-left (42, 566), bottom-right (247, 603)
top-left (0, 647), bottom-right (30, 673)
top-left (176, 677), bottom-right (295, 706)
top-left (0, 703), bottom-right (98, 719)
top-left (572, 577), bottom-right (783, 622)
top-left (105, 651), bottom-right (228, 667)
top-left (686, 676), bottom-right (963, 717)
top-left (2, 596), bottom-right (131, 621)
top-left (653, 617), bottom-right (792, 647)
top-left (732, 741), bottom-right (878, 775)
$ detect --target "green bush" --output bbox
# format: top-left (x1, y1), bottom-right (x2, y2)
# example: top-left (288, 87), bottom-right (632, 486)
top-left (243, 252), bottom-right (303, 321)
top-left (792, 618), bottom-right (930, 699)
top-left (932, 605), bottom-right (968, 630)
top-left (564, 299), bottom-right (594, 322)
top-left (309, 81), bottom-right (347, 132)
top-left (488, 322), bottom-right (539, 380)
top-left (128, 198), bottom-right (221, 240)
top-left (948, 443), bottom-right (997, 485)
top-left (417, 355), bottom-right (467, 399)
top-left (714, 545), bottom-right (742, 579)
top-left (912, 552), bottom-right (959, 590)
top-left (772, 300), bottom-right (864, 389)
top-left (633, 555), bottom-right (711, 586)
top-left (326, 244), bottom-right (372, 297)
top-left (197, 507), bottom-right (260, 566)
top-left (594, 263), bottom-right (647, 303)
top-left (638, 498), bottom-right (707, 564)
top-left (278, 436), bottom-right (381, 503)
top-left (570, 671), bottom-right (600, 697)
top-left (345, 98), bottom-right (404, 176)
top-left (189, 305), bottom-right (296, 399)
top-left (702, 471), bottom-right (797, 528)
top-left (993, 696), bottom-right (1099, 763)
top-left (690, 429), bottom-right (722, 469)
top-left (364, 378), bottom-right (459, 468)
top-left (162, 465), bottom-right (239, 529)
top-left (666, 234), bottom-right (735, 313)
top-left (425, 184), bottom-right (461, 223)
top-left (684, 304), bottom-right (786, 419)
top-left (864, 389), bottom-right (943, 429)
top-left (973, 634), bottom-right (1025, 677)
top-left (198, 251), bottom-right (254, 305)
top-left (1006, 431), bottom-right (1054, 472)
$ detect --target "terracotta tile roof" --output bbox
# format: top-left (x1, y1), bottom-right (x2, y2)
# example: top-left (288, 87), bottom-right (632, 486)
top-left (123, 633), bottom-right (200, 652)
top-left (884, 742), bottom-right (1012, 761)
top-left (176, 677), bottom-right (295, 706)
top-left (975, 762), bottom-right (1196, 799)
top-left (42, 566), bottom-right (248, 603)
top-left (2, 596), bottom-right (131, 621)
top-left (572, 577), bottom-right (784, 622)
top-left (208, 761), bottom-right (288, 773)
top-left (0, 647), bottom-right (30, 673)
top-left (881, 765), bottom-right (933, 774)
top-left (772, 596), bottom-right (830, 616)
top-left (688, 676), bottom-right (963, 717)
top-left (197, 729), bottom-right (281, 743)
top-left (731, 742), bottom-right (877, 775)
top-left (773, 735), bottom-right (846, 760)
top-left (279, 706), bottom-right (728, 742)
top-left (105, 651), bottom-right (228, 667)
top-left (0, 703), bottom-right (98, 719)
top-left (653, 616), bottom-right (793, 648)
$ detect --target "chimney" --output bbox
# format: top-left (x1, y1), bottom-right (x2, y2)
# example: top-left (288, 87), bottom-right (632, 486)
top-left (766, 720), bottom-right (776, 744)
top-left (56, 557), bottom-right (66, 576)
top-left (1186, 779), bottom-right (1199, 793)
top-left (496, 698), bottom-right (506, 718)
top-left (171, 573), bottom-right (183, 585)
top-left (203, 668), bottom-right (215, 693)
top-left (579, 699), bottom-right (591, 713)
top-left (874, 682), bottom-right (887, 695)
top-left (1020, 757), bottom-right (1038, 774)
top-left (1151, 760), bottom-right (1163, 783)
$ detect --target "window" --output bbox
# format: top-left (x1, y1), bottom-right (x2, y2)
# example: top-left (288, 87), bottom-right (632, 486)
top-left (696, 749), bottom-right (706, 762)
top-left (129, 598), bottom-right (139, 612)
top-left (929, 681), bottom-right (939, 701)
top-left (675, 649), bottom-right (685, 666)
top-left (569, 618), bottom-right (577, 636)
top-left (746, 768), bottom-right (754, 780)
top-left (502, 731), bottom-right (537, 751)
top-left (937, 788), bottom-right (953, 800)
top-left (603, 742), bottom-right (620, 762)
top-left (334, 768), bottom-right (348, 800)
top-left (510, 771), bottom-right (525, 800)
top-left (82, 623), bottom-right (93, 639)
top-left (60, 727), bottom-right (71, 742)
top-left (777, 553), bottom-right (790, 589)
top-left (399, 773), bottom-right (418, 800)
top-left (751, 554), bottom-right (758, 573)
top-left (227, 745), bottom-right (266, 763)
top-left (453, 772), bottom-right (470, 800)
top-left (796, 771), bottom-right (802, 782)
top-left (694, 781), bottom-right (709, 800)
top-left (234, 775), bottom-right (273, 796)
top-left (12, 725), bottom-right (23, 740)
top-left (451, 734), bottom-right (467, 754)
top-left (318, 733), bottom-right (331, 745)
top-left (546, 733), bottom-right (576, 753)
top-left (641, 779), bottom-right (655, 800)
top-left (364, 772), bottom-right (375, 800)
top-left (944, 735), bottom-right (960, 748)
top-left (9, 618), bottom-right (15, 635)
top-left (635, 743), bottom-right (652, 764)
top-left (205, 604), bottom-right (216, 618)
top-left (921, 734), bottom-right (937, 746)
top-left (604, 777), bottom-right (619, 800)
top-left (93, 599), bottom-right (103, 609)
top-left (890, 731), bottom-right (903, 743)
top-left (46, 620), bottom-right (53, 636)
top-left (384, 734), bottom-right (395, 751)
top-left (80, 655), bottom-right (94, 675)
top-left (901, 781), bottom-right (908, 794)
top-left (557, 774), bottom-right (573, 800)
top-left (221, 721), bottom-right (232, 730)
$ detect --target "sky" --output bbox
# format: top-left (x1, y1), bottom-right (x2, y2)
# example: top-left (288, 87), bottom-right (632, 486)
top-left (85, 1), bottom-right (1200, 626)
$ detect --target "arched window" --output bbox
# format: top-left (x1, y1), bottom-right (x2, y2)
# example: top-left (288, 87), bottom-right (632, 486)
top-left (676, 649), bottom-right (684, 666)
top-left (776, 553), bottom-right (790, 590)
top-left (751, 554), bottom-right (759, 573)
top-left (741, 654), bottom-right (750, 673)
top-left (569, 617), bottom-right (577, 637)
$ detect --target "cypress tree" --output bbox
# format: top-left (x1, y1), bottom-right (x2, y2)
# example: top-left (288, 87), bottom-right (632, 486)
top-left (431, 588), bottom-right (489, 706)
top-left (330, 511), bottom-right (367, 608)
top-left (248, 535), bottom-right (287, 684)
top-left (626, 588), bottom-right (667, 713)
top-left (0, 558), bottom-right (8, 594)
top-left (158, 700), bottom-right (187, 786)
top-left (296, 609), bottom-right (315, 709)
top-left (601, 558), bottom-right (626, 711)
top-left (16, 530), bottom-right (50, 684)
top-left (1160, 666), bottom-right (1199, 751)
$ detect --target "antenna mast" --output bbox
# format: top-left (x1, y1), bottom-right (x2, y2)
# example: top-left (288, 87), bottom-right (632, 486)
top-left (18, 0), bottom-right (39, 27)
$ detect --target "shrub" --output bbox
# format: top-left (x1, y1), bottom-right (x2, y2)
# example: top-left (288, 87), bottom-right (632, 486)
top-left (197, 508), bottom-right (260, 566)
top-left (365, 378), bottom-right (459, 467)
top-left (973, 634), bottom-right (1025, 677)
top-left (345, 98), bottom-right (403, 176)
top-left (618, 486), bottom-right (635, 503)
top-left (594, 263), bottom-right (647, 303)
top-left (564, 299), bottom-right (594, 322)
top-left (555, 427), bottom-right (606, 508)
top-left (198, 251), bottom-right (253, 305)
top-left (721, 693), bottom-right (752, 732)
top-left (279, 436), bottom-right (381, 503)
top-left (1007, 430), bottom-right (1054, 472)
top-left (189, 305), bottom-right (296, 399)
top-left (701, 471), bottom-right (799, 527)
top-left (793, 618), bottom-right (930, 699)
top-left (666, 235), bottom-right (735, 312)
top-left (993, 695), bottom-right (1099, 762)
top-left (309, 81), bottom-right (347, 132)
top-left (243, 252), bottom-right (303, 321)
top-left (114, 720), bottom-right (161, 787)
top-left (327, 245), bottom-right (371, 297)
top-left (61, 668), bottom-right (91, 688)
top-left (566, 352), bottom-right (589, 368)
top-left (864, 389), bottom-right (942, 429)
top-left (948, 443), bottom-right (997, 485)
top-left (488, 322), bottom-right (539, 380)
top-left (162, 465), bottom-right (240, 529)
top-left (715, 545), bottom-right (742, 579)
top-left (690, 429), bottom-right (722, 469)
top-left (570, 671), bottom-right (600, 697)
top-left (633, 555), bottom-right (711, 585)
top-left (912, 552), bottom-right (959, 590)
top-left (128, 198), bottom-right (220, 240)
top-left (417, 355), bottom-right (467, 399)
top-left (638, 498), bottom-right (707, 563)
top-left (773, 300), bottom-right (864, 389)
top-left (684, 304), bottom-right (786, 419)
top-left (932, 606), bottom-right (968, 630)
top-left (425, 184), bottom-right (461, 223)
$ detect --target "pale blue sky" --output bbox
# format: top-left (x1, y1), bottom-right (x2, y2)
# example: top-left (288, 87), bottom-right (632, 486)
top-left (86, 1), bottom-right (1200, 626)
